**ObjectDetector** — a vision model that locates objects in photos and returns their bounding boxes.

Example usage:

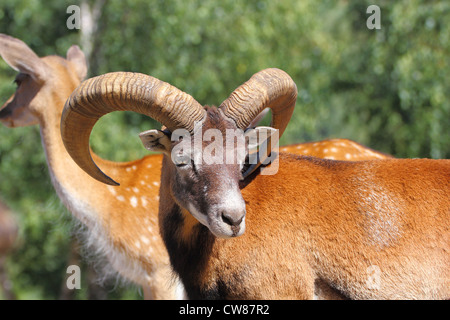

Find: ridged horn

[61,72,205,186]
[219,68,297,138]
[219,68,297,177]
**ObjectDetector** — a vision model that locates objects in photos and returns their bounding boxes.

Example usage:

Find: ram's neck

[157,155,212,298]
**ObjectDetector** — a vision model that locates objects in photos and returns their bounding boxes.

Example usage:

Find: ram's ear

[242,126,279,178]
[245,126,279,151]
[139,129,171,154]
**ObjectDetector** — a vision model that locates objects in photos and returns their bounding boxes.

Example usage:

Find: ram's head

[61,69,297,238]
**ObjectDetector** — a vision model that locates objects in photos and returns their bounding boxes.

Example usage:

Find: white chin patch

[209,216,246,239]
[186,203,209,227]
[186,204,246,238]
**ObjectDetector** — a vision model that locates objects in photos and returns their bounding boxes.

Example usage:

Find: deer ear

[0,34,49,82]
[139,129,171,154]
[67,45,88,80]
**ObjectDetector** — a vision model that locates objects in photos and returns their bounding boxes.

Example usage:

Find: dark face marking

[169,107,247,238]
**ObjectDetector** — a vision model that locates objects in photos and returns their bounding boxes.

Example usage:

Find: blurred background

[0,0,448,299]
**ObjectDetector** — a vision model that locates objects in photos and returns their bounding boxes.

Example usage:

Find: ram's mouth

[208,215,246,239]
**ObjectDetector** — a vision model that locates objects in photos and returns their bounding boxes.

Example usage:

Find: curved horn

[61,72,205,186]
[219,68,297,177]
[219,68,297,138]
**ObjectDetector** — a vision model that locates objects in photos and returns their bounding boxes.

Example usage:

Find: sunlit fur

[281,138,391,160]
[157,109,449,299]
[1,34,397,300]
[0,35,181,299]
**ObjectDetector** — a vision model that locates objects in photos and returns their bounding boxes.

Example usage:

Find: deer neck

[37,96,102,227]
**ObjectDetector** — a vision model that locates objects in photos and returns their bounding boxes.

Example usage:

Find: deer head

[0,34,87,127]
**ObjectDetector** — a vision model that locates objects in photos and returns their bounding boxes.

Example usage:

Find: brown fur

[1,34,396,299]
[281,139,392,160]
[0,35,178,299]
[158,113,449,299]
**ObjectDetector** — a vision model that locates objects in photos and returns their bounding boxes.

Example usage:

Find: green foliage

[0,0,448,299]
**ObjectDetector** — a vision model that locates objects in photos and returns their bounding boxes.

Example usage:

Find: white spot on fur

[147,164,152,168]
[132,187,139,193]
[141,236,150,245]
[130,196,138,208]
[152,181,159,187]
[47,176,153,288]
[132,165,137,170]
[126,167,131,172]
[345,153,352,159]
[107,185,117,196]
[141,197,148,208]
[44,161,184,298]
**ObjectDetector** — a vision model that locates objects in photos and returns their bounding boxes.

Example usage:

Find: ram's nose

[218,207,246,237]
[210,192,247,238]
[221,208,245,229]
